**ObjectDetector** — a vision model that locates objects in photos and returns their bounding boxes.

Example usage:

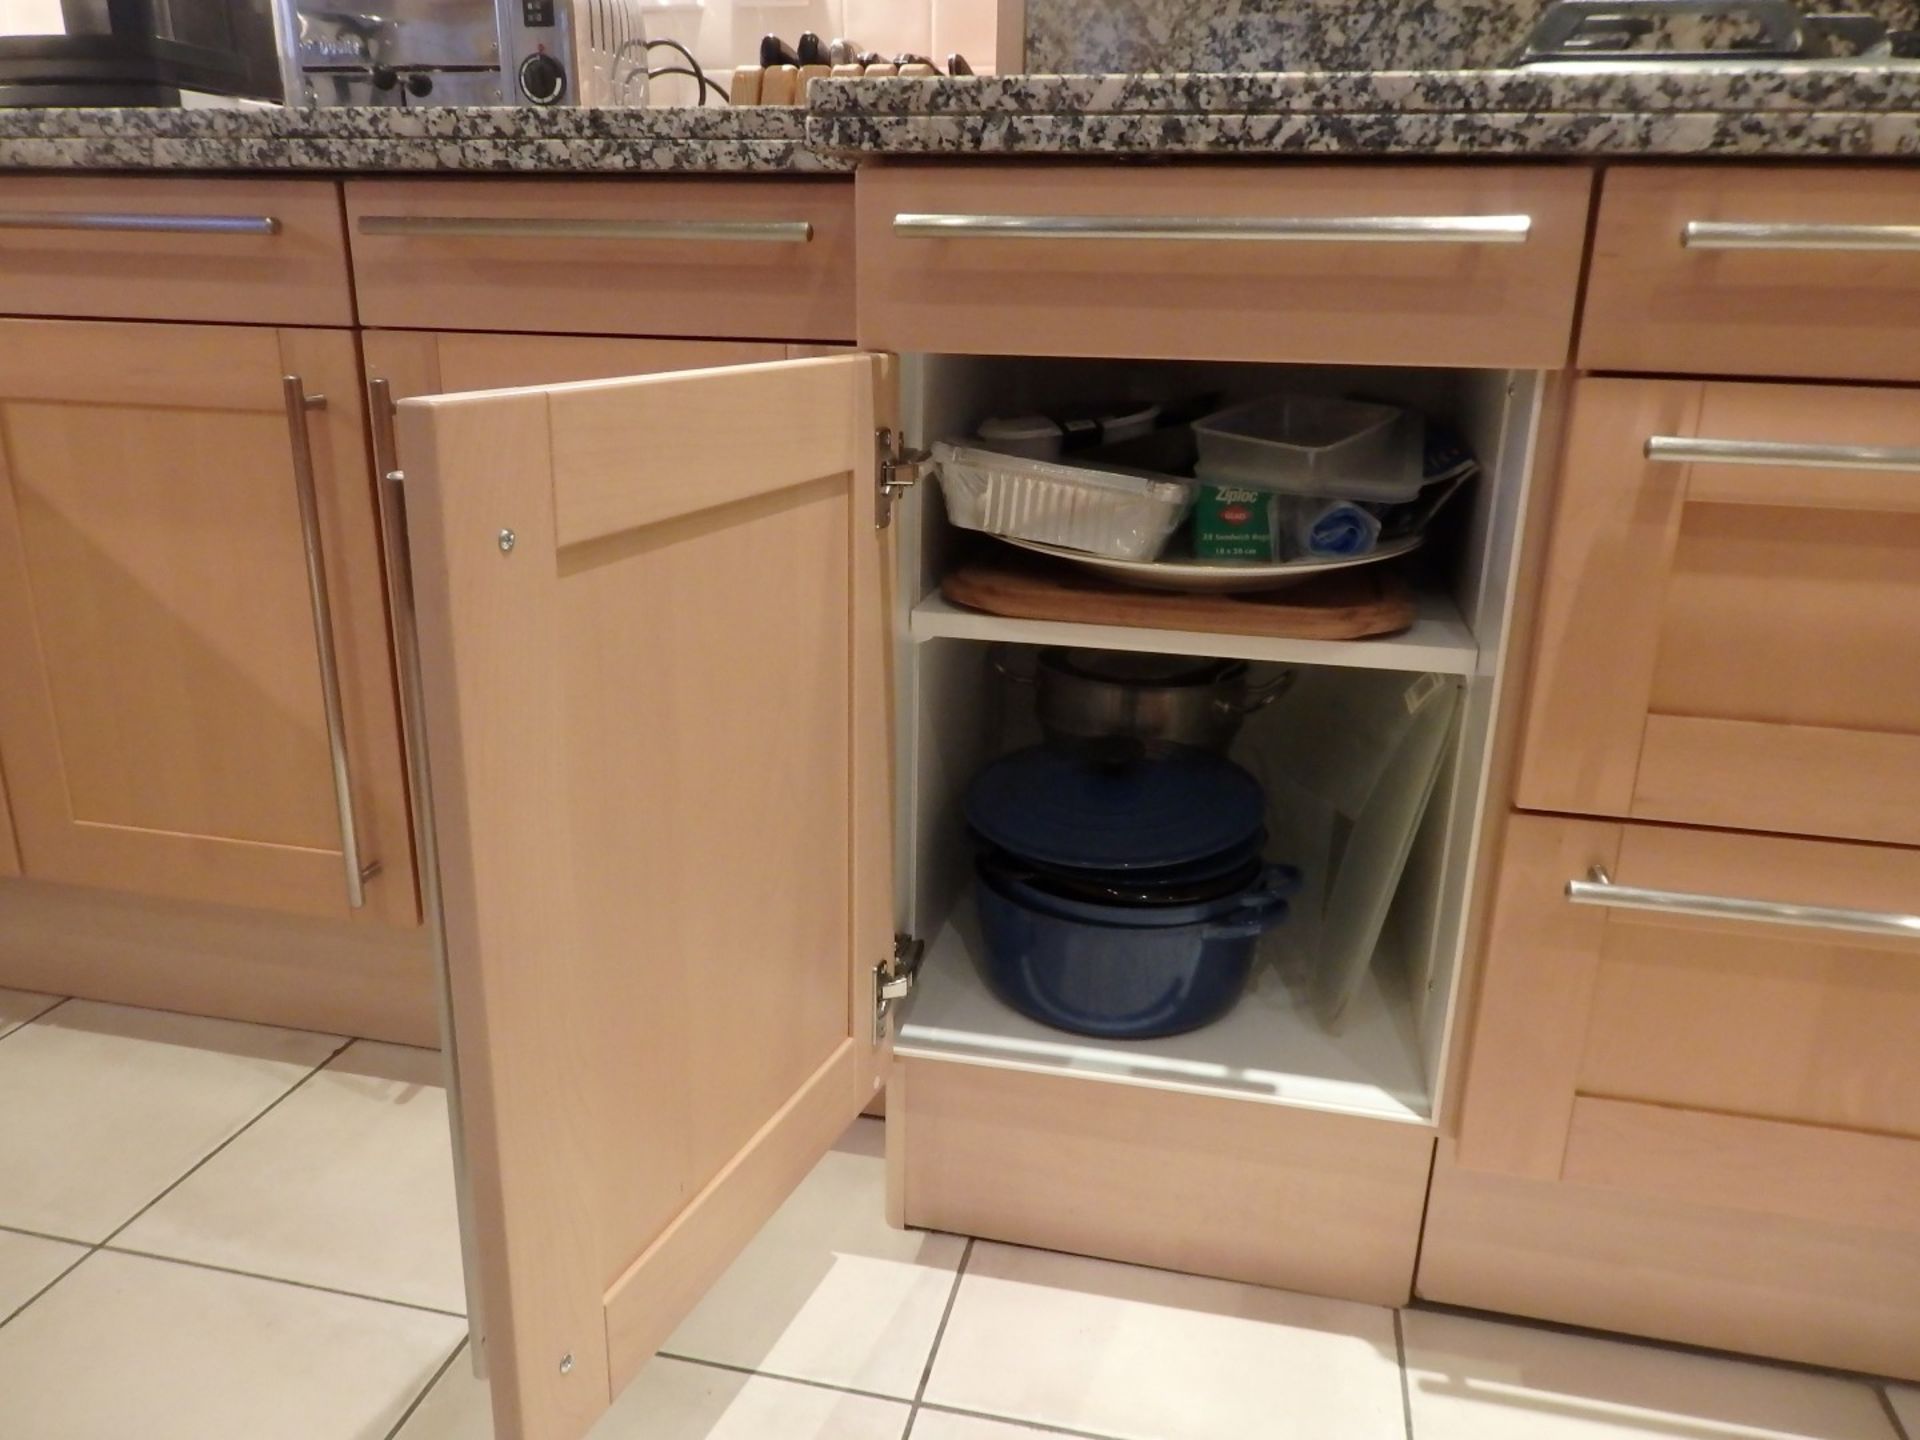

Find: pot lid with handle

[965,742,1267,872]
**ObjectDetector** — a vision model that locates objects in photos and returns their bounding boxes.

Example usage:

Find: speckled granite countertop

[2,63,1918,173]
[808,68,1920,159]
[0,103,847,174]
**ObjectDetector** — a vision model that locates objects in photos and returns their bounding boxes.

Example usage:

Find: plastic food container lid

[965,745,1267,872]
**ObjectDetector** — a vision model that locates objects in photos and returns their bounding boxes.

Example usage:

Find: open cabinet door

[397,354,897,1440]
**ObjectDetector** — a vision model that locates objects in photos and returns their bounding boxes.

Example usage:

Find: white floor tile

[923,1241,1405,1440]
[664,1119,967,1398]
[0,1000,341,1241]
[115,1039,466,1313]
[1402,1309,1900,1440]
[1888,1385,1918,1438]
[0,1226,86,1320]
[398,1351,911,1440]
[0,1249,463,1440]
[0,988,60,1039]
[911,1412,1067,1440]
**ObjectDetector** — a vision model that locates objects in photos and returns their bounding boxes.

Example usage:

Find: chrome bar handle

[1683,220,1920,252]
[1567,866,1920,941]
[1646,435,1920,472]
[0,211,280,236]
[891,213,1533,244]
[282,375,376,911]
[356,215,813,243]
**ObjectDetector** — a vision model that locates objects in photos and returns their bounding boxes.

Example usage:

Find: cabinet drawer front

[1519,377,1920,846]
[896,1058,1435,1306]
[1582,167,1920,382]
[1457,813,1920,1183]
[1562,1097,1920,1233]
[345,178,855,340]
[856,164,1592,365]
[0,177,353,327]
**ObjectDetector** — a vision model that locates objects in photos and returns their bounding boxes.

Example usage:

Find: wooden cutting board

[941,551,1416,641]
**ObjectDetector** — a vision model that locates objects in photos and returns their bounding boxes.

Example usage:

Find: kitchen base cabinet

[1420,1142,1920,1381]
[891,1058,1436,1305]
[395,330,1549,1436]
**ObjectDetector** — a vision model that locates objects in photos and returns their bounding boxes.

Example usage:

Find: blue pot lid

[965,745,1267,872]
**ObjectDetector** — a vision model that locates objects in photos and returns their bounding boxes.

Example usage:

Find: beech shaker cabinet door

[1518,377,1920,847]
[1455,812,1920,1186]
[397,353,895,1440]
[0,319,414,923]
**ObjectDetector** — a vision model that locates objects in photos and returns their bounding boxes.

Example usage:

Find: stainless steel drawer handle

[1646,435,1920,472]
[1683,220,1920,252]
[891,213,1534,244]
[356,215,813,243]
[1567,866,1920,941]
[283,375,378,911]
[0,210,279,236]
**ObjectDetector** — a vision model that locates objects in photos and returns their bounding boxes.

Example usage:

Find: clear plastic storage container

[933,442,1194,561]
[1192,395,1423,502]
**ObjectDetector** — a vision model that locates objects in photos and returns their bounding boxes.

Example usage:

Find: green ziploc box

[1192,485,1274,560]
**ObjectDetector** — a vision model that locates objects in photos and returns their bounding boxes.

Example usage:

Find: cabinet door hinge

[873,932,925,1043]
[875,427,929,531]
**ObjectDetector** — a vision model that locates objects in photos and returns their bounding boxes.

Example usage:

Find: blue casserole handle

[1201,863,1300,940]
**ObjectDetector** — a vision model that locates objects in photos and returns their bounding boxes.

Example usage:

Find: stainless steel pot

[995,647,1294,753]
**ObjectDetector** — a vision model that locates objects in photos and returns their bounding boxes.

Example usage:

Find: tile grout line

[655,1352,911,1408]
[0,1241,92,1331]
[99,1243,470,1320]
[905,1236,975,1434]
[0,1031,354,1336]
[0,995,71,1046]
[916,1400,1132,1440]
[1880,1382,1913,1440]
[93,1033,356,1252]
[0,1221,92,1247]
[382,1334,471,1440]
[1394,1308,1417,1440]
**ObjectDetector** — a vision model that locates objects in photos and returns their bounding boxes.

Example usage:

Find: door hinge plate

[872,932,925,1043]
[875,427,929,531]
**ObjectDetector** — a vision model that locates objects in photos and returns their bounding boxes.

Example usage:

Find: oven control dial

[518,52,567,104]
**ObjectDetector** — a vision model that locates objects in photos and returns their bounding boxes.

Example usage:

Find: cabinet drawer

[893,1058,1436,1307]
[1519,377,1920,846]
[1561,1098,1920,1233]
[1581,166,1920,382]
[0,176,353,327]
[1457,813,1920,1184]
[345,178,855,340]
[856,164,1592,365]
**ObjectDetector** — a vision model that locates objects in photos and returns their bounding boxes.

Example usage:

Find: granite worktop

[0,103,847,174]
[808,67,1920,159]
[2,60,1918,173]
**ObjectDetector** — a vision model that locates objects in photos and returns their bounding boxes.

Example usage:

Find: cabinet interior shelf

[896,911,1434,1125]
[909,586,1478,676]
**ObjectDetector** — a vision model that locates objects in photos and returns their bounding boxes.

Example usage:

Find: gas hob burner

[1514,0,1915,66]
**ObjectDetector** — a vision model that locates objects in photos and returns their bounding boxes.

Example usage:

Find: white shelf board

[895,909,1433,1124]
[910,585,1478,676]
